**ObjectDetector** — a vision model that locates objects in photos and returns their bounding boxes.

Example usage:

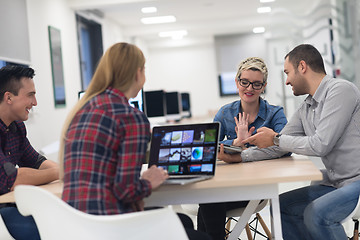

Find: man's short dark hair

[285,44,326,74]
[0,65,35,102]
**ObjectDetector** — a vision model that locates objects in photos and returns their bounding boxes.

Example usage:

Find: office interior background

[0,0,360,162]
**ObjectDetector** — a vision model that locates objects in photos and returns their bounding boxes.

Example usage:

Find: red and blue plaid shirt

[0,120,44,194]
[62,87,152,215]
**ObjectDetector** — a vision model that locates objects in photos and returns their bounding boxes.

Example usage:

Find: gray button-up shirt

[241,75,360,188]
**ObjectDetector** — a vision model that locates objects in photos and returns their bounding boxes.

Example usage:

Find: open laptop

[148,122,220,185]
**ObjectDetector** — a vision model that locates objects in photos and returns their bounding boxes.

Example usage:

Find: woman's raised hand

[232,112,255,147]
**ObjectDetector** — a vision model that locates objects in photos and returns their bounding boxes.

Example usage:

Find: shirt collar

[257,98,267,120]
[105,87,127,100]
[0,119,7,133]
[305,75,331,106]
[238,98,266,120]
[0,119,17,134]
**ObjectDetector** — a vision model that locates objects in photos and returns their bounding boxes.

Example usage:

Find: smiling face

[236,69,266,104]
[284,57,307,96]
[7,77,37,124]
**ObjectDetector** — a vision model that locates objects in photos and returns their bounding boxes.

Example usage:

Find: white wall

[12,0,342,162]
[24,0,127,161]
[25,0,80,161]
[145,43,236,119]
[215,33,267,73]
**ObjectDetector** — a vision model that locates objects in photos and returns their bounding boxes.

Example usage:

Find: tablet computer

[220,144,243,154]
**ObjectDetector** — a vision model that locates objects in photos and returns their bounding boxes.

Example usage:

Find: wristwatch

[273,133,281,146]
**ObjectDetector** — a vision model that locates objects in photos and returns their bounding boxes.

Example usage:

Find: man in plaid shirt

[0,65,59,240]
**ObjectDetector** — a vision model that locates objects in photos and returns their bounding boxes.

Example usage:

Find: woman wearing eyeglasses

[197,57,288,240]
[216,57,287,151]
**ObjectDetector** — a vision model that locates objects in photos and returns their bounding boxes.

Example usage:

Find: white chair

[14,185,189,240]
[342,194,360,240]
[225,200,271,240]
[0,213,15,240]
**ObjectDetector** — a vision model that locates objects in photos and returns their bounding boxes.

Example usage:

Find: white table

[0,155,322,239]
[144,156,322,240]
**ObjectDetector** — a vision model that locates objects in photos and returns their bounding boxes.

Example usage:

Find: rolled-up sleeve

[0,155,17,194]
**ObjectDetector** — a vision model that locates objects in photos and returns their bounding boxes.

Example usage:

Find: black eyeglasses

[237,79,265,90]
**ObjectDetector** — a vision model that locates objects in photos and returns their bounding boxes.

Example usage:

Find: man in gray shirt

[219,44,360,240]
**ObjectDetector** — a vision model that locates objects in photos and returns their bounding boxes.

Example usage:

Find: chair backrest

[0,213,15,240]
[14,185,189,240]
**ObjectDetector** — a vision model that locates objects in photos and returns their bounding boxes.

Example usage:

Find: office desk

[144,155,322,240]
[0,180,63,204]
[0,156,321,240]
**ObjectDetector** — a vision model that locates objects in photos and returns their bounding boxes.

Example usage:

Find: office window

[76,14,103,90]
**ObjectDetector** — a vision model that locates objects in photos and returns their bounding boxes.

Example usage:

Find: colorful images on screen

[204,129,217,143]
[191,147,203,161]
[155,126,217,174]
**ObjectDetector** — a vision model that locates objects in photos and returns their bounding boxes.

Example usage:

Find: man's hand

[242,127,277,148]
[217,144,242,163]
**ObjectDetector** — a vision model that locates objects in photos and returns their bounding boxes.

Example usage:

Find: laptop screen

[148,122,220,176]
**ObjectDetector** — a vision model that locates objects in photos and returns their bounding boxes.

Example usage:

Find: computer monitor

[78,89,145,113]
[144,90,167,124]
[181,92,191,118]
[165,91,182,122]
[218,72,237,96]
[129,89,145,112]
[78,90,85,99]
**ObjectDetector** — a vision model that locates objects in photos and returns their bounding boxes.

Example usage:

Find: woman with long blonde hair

[59,42,168,214]
[59,42,211,240]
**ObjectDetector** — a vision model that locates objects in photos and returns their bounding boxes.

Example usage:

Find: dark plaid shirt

[62,87,152,215]
[0,120,44,194]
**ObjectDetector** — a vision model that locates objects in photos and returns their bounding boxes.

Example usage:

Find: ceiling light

[141,15,176,24]
[260,0,275,2]
[253,27,265,33]
[159,30,188,39]
[257,7,271,13]
[141,7,157,13]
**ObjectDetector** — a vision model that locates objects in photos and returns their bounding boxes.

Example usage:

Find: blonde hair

[235,57,268,82]
[58,42,145,179]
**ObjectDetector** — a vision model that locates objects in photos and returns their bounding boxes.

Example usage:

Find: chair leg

[225,218,231,232]
[226,215,271,240]
[256,213,272,240]
[245,223,253,240]
[353,219,359,240]
[225,218,232,239]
